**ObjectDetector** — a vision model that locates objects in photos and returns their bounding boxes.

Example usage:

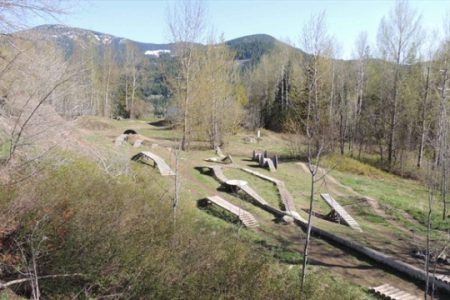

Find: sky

[32,0,450,59]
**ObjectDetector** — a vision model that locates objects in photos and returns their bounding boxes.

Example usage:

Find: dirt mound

[75,116,115,131]
[149,119,172,128]
[126,134,155,145]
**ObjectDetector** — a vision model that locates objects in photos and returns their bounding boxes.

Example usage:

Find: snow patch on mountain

[145,49,171,57]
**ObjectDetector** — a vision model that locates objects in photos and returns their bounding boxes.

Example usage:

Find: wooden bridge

[370,284,419,300]
[132,151,175,176]
[320,193,362,232]
[206,195,259,228]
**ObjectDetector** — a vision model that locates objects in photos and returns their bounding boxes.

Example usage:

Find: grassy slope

[74,117,450,298]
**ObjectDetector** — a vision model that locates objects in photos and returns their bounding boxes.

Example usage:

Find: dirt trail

[296,162,425,233]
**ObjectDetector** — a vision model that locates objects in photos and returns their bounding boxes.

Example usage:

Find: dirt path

[297,162,426,236]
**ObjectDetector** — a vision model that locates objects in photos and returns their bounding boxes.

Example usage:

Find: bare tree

[352,31,370,158]
[123,42,140,118]
[298,12,334,297]
[172,145,181,229]
[1,41,75,164]
[0,0,66,32]
[0,1,80,185]
[416,42,433,169]
[167,0,206,151]
[377,0,422,167]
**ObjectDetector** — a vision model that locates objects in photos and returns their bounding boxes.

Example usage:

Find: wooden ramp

[210,165,228,183]
[238,184,269,206]
[241,168,297,213]
[206,166,298,219]
[206,196,259,228]
[276,181,296,213]
[205,154,233,164]
[320,193,362,232]
[115,134,127,146]
[208,166,268,207]
[370,284,419,300]
[132,151,175,176]
[216,146,225,158]
[241,168,280,184]
[436,274,450,284]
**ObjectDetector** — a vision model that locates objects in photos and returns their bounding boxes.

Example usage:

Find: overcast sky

[32,0,450,59]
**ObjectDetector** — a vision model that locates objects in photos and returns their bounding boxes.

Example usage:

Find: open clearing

[75,116,450,299]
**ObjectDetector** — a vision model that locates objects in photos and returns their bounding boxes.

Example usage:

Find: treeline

[60,41,173,119]
[242,3,450,178]
[6,0,450,179]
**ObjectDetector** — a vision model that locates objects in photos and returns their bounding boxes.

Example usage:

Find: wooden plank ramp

[210,165,228,183]
[206,196,259,228]
[132,151,175,176]
[320,193,362,232]
[241,168,297,213]
[436,274,450,284]
[276,181,296,213]
[241,168,280,184]
[115,134,127,146]
[205,154,233,164]
[238,184,269,206]
[207,166,306,221]
[209,166,269,207]
[370,284,419,300]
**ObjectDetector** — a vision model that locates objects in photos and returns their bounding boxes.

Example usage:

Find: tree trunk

[417,64,430,168]
[130,66,137,118]
[104,64,111,118]
[425,189,433,300]
[300,171,315,297]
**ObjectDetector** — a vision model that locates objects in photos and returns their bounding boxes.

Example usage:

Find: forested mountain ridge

[225,33,304,64]
[21,25,300,63]
[20,24,174,60]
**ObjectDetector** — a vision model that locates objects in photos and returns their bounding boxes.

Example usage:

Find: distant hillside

[226,34,305,65]
[226,34,278,61]
[20,24,174,60]
[19,25,305,65]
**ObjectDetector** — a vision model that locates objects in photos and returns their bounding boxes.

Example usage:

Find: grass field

[25,116,449,299]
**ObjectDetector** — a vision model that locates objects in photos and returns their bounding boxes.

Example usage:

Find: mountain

[20,24,174,60]
[226,34,305,65]
[20,25,300,64]
[226,34,281,62]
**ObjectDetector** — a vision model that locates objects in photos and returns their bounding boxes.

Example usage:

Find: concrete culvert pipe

[123,129,137,135]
